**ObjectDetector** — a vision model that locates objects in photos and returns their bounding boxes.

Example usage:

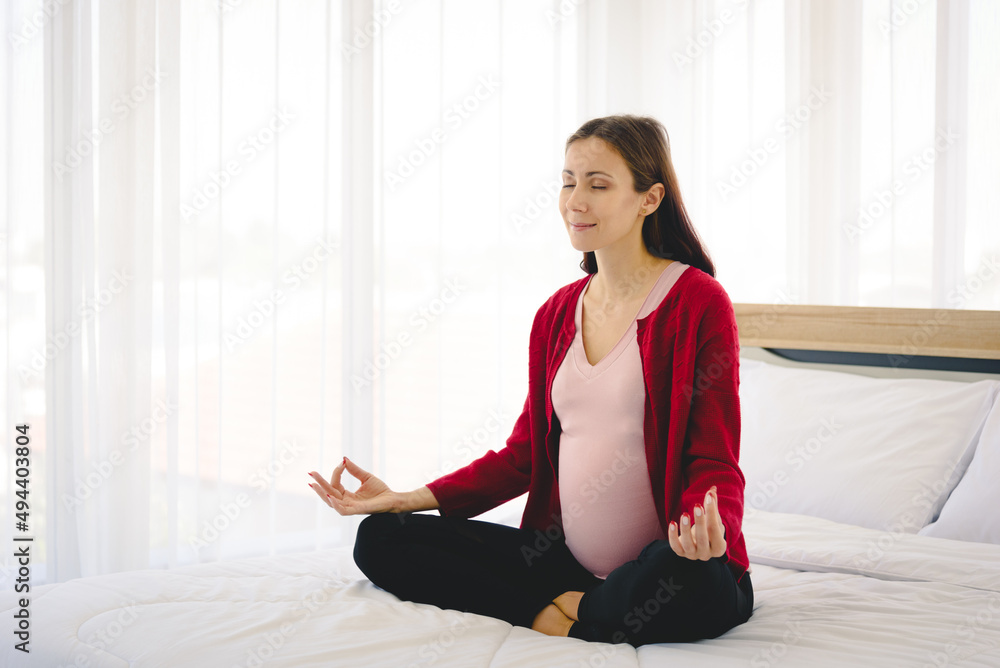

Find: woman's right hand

[308,457,397,515]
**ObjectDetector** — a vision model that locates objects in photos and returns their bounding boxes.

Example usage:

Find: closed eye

[562,185,606,190]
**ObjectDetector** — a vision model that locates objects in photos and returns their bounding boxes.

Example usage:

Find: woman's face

[560,136,644,254]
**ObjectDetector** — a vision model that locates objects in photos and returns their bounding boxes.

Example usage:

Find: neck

[588,255,673,305]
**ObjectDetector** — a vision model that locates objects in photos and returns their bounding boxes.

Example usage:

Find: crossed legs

[353,512,752,647]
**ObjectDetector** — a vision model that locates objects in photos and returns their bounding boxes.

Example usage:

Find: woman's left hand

[668,486,727,560]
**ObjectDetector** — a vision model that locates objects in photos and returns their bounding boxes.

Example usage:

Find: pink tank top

[552,261,689,578]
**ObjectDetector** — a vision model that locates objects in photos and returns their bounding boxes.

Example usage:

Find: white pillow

[919,392,1000,544]
[738,357,998,532]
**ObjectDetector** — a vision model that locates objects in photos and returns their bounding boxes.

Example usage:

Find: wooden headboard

[733,304,1000,361]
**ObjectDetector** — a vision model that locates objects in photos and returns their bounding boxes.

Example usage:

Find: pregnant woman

[308,114,753,647]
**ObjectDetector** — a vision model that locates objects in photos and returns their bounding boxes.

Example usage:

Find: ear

[642,182,666,214]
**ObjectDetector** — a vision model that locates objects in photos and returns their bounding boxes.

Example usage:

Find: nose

[563,185,586,213]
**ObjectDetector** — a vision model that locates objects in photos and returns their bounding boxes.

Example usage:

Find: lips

[570,223,595,229]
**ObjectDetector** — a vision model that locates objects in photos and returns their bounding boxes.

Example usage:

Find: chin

[566,231,596,252]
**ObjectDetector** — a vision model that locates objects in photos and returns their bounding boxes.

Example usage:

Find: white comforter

[3,509,999,667]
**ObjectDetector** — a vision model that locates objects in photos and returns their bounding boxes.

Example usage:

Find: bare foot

[531,603,574,637]
[552,591,584,621]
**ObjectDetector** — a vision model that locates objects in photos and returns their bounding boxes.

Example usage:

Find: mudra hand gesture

[667,485,727,561]
[308,457,397,515]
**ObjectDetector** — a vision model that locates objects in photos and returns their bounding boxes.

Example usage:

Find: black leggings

[353,512,753,647]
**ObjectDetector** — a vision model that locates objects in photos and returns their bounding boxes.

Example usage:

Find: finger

[308,462,346,496]
[677,513,697,555]
[693,504,711,560]
[342,456,373,483]
[308,473,366,515]
[704,489,727,557]
[321,487,358,515]
[326,493,350,515]
[329,458,349,491]
[667,521,686,557]
[307,483,335,508]
[307,481,331,503]
[307,470,349,510]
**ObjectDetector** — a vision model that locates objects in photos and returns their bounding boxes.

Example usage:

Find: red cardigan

[426,265,749,583]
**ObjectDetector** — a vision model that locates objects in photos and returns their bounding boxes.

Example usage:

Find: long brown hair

[565,115,715,277]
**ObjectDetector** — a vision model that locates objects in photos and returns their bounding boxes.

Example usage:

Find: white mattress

[4,509,999,667]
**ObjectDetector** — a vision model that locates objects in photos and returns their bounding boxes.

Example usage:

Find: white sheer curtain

[42,0,355,581]
[0,0,997,586]
[2,0,583,585]
[600,0,1000,309]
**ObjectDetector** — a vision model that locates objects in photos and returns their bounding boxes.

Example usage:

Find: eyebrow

[562,170,615,179]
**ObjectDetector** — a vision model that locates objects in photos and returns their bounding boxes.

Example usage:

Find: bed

[4,303,1000,667]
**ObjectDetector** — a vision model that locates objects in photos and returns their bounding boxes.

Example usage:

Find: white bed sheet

[3,509,999,667]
